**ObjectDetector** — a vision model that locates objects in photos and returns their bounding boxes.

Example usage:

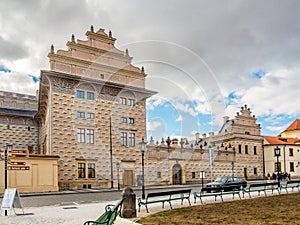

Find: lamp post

[116,162,120,191]
[274,146,281,182]
[139,137,147,199]
[231,162,234,178]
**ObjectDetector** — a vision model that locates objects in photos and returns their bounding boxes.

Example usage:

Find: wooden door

[123,170,134,186]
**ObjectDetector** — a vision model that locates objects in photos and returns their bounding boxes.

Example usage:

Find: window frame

[121,132,127,146]
[77,111,85,118]
[87,92,95,100]
[87,112,95,119]
[78,163,86,178]
[120,97,126,105]
[76,90,85,99]
[128,133,135,147]
[88,163,96,178]
[128,118,134,124]
[86,129,95,144]
[128,99,135,106]
[77,128,85,143]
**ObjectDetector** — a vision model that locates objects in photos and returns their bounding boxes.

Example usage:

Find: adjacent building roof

[284,119,300,131]
[264,136,300,145]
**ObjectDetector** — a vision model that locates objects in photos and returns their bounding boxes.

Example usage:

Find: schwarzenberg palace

[0,27,299,193]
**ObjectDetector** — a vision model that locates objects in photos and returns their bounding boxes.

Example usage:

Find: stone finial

[71,34,75,43]
[141,66,145,73]
[50,44,54,54]
[244,104,247,109]
[161,138,165,144]
[90,25,94,33]
[166,136,171,147]
[109,30,112,38]
[125,48,129,56]
[156,141,159,145]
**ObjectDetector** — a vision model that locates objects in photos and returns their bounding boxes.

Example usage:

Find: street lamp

[139,137,147,199]
[116,162,120,191]
[231,162,234,178]
[274,146,281,182]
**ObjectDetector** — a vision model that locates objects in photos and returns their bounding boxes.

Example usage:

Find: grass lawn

[137,192,300,225]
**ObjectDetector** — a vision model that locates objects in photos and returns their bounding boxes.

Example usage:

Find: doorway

[172,164,182,185]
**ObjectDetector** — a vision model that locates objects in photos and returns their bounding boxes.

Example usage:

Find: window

[129,133,135,147]
[120,97,126,105]
[275,162,281,172]
[77,128,85,143]
[77,111,85,118]
[28,146,34,153]
[88,163,96,178]
[238,145,242,154]
[157,172,161,179]
[76,90,84,99]
[129,118,134,124]
[78,163,86,178]
[245,145,248,154]
[290,162,295,172]
[253,146,257,155]
[289,148,294,157]
[192,172,196,179]
[87,129,94,144]
[121,117,127,123]
[87,113,94,119]
[87,92,95,100]
[121,132,127,146]
[100,74,104,79]
[128,99,135,106]
[254,168,257,175]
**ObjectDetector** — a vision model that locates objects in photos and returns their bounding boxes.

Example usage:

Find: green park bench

[138,189,191,213]
[242,181,280,198]
[83,198,125,225]
[280,179,300,193]
[194,184,241,204]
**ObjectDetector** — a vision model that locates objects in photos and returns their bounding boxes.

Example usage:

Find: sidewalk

[0,187,297,225]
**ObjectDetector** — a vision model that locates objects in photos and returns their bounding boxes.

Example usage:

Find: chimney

[195,132,200,142]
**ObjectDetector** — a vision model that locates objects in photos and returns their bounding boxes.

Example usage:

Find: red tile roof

[264,136,300,145]
[285,119,300,131]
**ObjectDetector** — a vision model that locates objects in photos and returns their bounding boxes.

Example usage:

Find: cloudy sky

[0,0,299,141]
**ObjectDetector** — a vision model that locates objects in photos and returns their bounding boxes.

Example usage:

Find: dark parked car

[206,176,247,190]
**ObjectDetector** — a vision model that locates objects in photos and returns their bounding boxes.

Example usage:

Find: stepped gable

[47,26,145,86]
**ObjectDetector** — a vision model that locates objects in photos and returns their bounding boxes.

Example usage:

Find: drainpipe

[283,145,286,173]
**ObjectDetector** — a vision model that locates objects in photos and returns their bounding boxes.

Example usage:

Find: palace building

[0,26,267,192]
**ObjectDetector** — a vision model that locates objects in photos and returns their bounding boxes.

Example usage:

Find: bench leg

[200,197,204,204]
[162,201,165,208]
[220,194,224,202]
[263,190,267,197]
[138,204,141,213]
[187,198,191,206]
[168,201,172,209]
[238,192,241,200]
[194,195,197,204]
[145,204,149,213]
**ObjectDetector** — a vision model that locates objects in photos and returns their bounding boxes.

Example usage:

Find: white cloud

[147,120,163,131]
[176,115,183,122]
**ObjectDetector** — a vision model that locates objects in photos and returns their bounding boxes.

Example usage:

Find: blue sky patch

[252,70,266,79]
[0,65,12,73]
[28,75,40,83]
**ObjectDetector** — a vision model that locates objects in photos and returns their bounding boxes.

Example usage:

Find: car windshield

[215,177,227,182]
